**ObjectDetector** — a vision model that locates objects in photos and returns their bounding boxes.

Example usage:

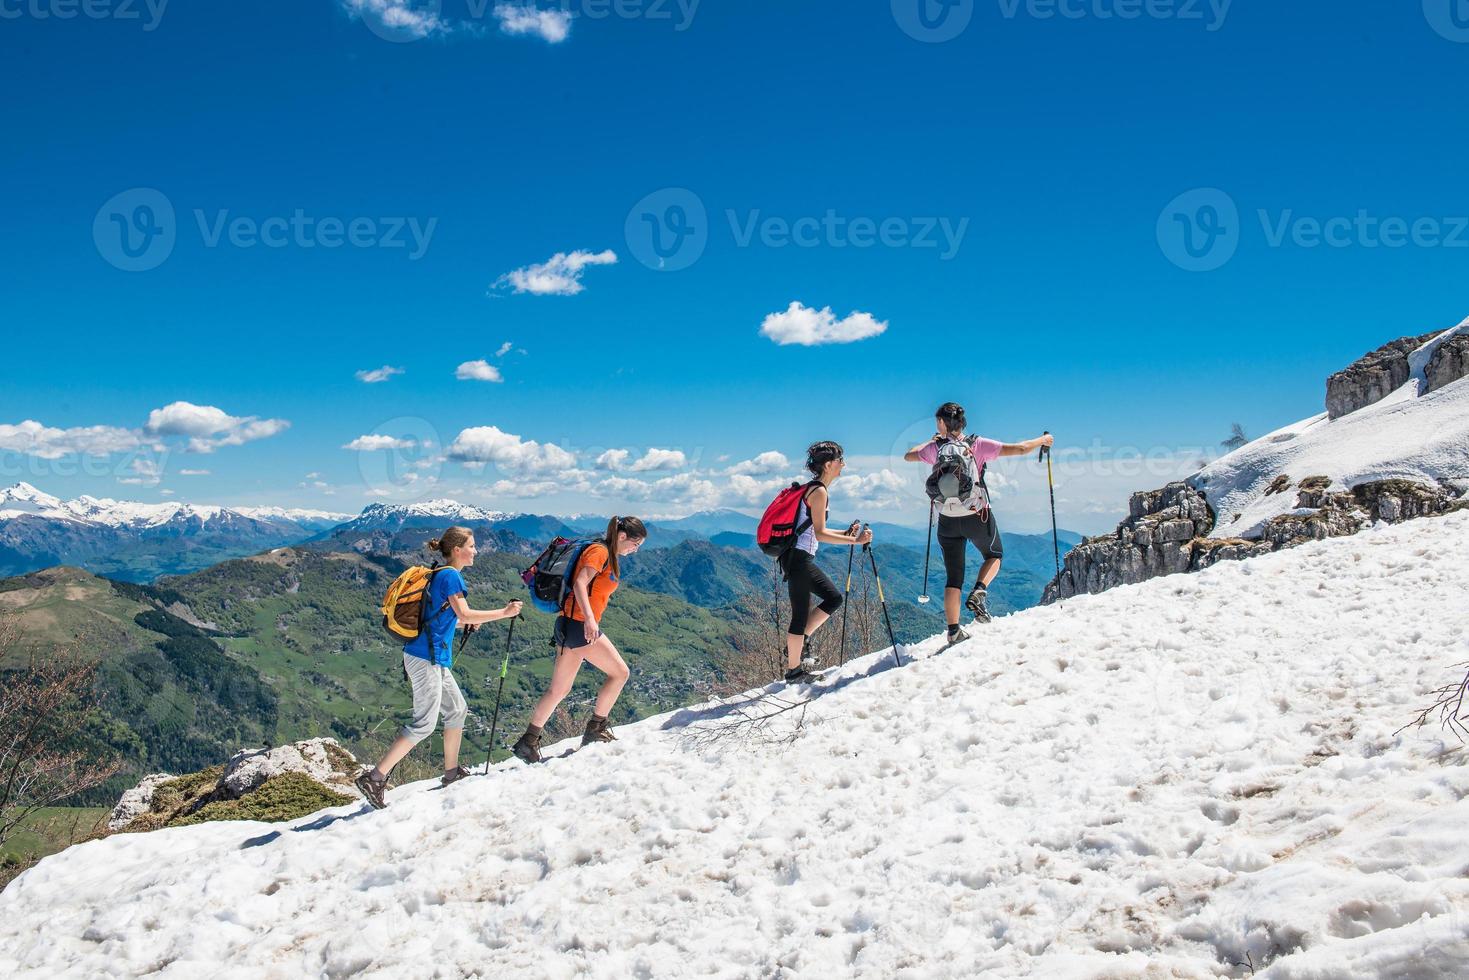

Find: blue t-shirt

[403,567,466,668]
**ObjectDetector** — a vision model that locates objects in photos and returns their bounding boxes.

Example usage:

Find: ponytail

[603,515,647,578]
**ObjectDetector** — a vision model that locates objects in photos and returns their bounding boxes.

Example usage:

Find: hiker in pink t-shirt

[905,402,1054,644]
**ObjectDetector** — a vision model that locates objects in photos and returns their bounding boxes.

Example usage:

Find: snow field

[2,514,1467,978]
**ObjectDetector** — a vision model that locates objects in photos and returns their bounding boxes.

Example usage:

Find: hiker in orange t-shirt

[512,516,648,762]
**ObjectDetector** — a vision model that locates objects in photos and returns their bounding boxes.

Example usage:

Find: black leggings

[938,512,1004,590]
[781,549,842,635]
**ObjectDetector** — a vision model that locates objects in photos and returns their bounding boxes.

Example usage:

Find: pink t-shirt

[917,436,1003,467]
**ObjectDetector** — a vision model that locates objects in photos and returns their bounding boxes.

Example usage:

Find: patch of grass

[0,806,110,864]
[119,765,224,832]
[175,772,352,826]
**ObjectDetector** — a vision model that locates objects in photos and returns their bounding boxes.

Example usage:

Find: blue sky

[2,0,1467,533]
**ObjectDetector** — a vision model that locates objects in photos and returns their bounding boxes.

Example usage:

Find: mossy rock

[1265,475,1292,496]
[120,766,224,832]
[1298,475,1331,492]
[173,772,352,827]
[1353,479,1438,500]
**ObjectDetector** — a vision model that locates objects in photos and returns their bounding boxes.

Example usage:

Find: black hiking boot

[581,714,616,747]
[355,768,388,810]
[512,729,543,764]
[965,584,992,624]
[441,765,472,787]
[945,625,970,647]
[784,665,820,685]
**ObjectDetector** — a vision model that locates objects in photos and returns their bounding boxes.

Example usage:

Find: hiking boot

[355,769,388,810]
[784,665,820,685]
[581,714,617,747]
[799,635,820,670]
[440,765,472,787]
[945,625,970,646]
[512,729,542,764]
[965,584,992,624]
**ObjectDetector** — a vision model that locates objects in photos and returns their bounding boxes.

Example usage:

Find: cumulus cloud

[356,365,405,384]
[117,457,163,487]
[727,473,791,505]
[596,449,631,471]
[629,449,686,472]
[455,360,504,383]
[760,302,888,347]
[0,419,142,460]
[832,468,907,510]
[447,425,576,473]
[727,451,789,476]
[494,249,617,296]
[340,0,448,40]
[144,401,290,454]
[595,473,720,510]
[495,341,514,357]
[494,3,572,42]
[343,435,416,452]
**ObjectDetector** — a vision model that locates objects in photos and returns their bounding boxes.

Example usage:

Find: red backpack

[756,481,820,557]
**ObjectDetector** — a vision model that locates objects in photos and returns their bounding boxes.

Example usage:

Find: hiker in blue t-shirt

[355,527,521,809]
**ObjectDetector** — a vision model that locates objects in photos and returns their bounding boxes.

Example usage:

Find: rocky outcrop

[108,738,361,833]
[1325,332,1438,419]
[1424,332,1469,396]
[1043,477,1462,604]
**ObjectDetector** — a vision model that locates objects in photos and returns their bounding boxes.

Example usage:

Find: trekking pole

[482,615,517,775]
[840,535,855,667]
[862,526,903,668]
[1038,433,1061,587]
[918,499,935,604]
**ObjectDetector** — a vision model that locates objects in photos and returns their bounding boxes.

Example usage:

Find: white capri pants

[401,653,468,743]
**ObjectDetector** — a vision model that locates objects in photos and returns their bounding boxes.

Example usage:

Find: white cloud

[493,3,572,42]
[727,473,792,505]
[343,435,415,452]
[759,302,888,347]
[158,489,175,496]
[356,365,404,384]
[596,449,630,471]
[495,341,514,357]
[117,457,163,487]
[629,448,687,472]
[447,425,576,473]
[0,419,142,460]
[340,0,448,40]
[179,468,210,476]
[455,360,504,383]
[144,401,290,454]
[832,468,907,510]
[494,249,617,296]
[595,473,720,510]
[727,450,789,476]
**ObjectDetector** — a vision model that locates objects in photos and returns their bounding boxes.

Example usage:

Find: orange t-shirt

[562,543,619,621]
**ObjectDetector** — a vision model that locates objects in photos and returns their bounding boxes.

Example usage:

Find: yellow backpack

[381,566,450,642]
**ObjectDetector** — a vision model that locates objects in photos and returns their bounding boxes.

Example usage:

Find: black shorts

[937,511,1003,590]
[552,615,596,651]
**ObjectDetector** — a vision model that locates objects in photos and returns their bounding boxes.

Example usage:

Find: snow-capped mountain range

[0,482,351,530]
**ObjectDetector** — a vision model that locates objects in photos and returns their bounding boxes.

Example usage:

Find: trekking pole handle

[1037,431,1050,462]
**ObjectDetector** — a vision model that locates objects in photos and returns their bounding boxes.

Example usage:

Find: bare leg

[979,557,1002,589]
[530,646,584,728]
[944,587,961,627]
[373,735,416,778]
[580,635,630,717]
[442,727,462,771]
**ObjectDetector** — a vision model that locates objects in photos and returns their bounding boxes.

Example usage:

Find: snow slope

[1198,322,1469,540]
[3,514,1468,978]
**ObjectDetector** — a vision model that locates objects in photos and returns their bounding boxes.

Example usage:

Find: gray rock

[1424,332,1469,396]
[1325,332,1438,419]
[107,773,178,831]
[219,738,362,800]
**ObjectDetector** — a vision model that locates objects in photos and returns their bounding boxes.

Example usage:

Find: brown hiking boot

[440,765,472,787]
[355,769,388,810]
[581,714,616,746]
[512,729,542,764]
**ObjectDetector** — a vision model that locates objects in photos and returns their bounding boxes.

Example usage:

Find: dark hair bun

[426,538,441,551]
